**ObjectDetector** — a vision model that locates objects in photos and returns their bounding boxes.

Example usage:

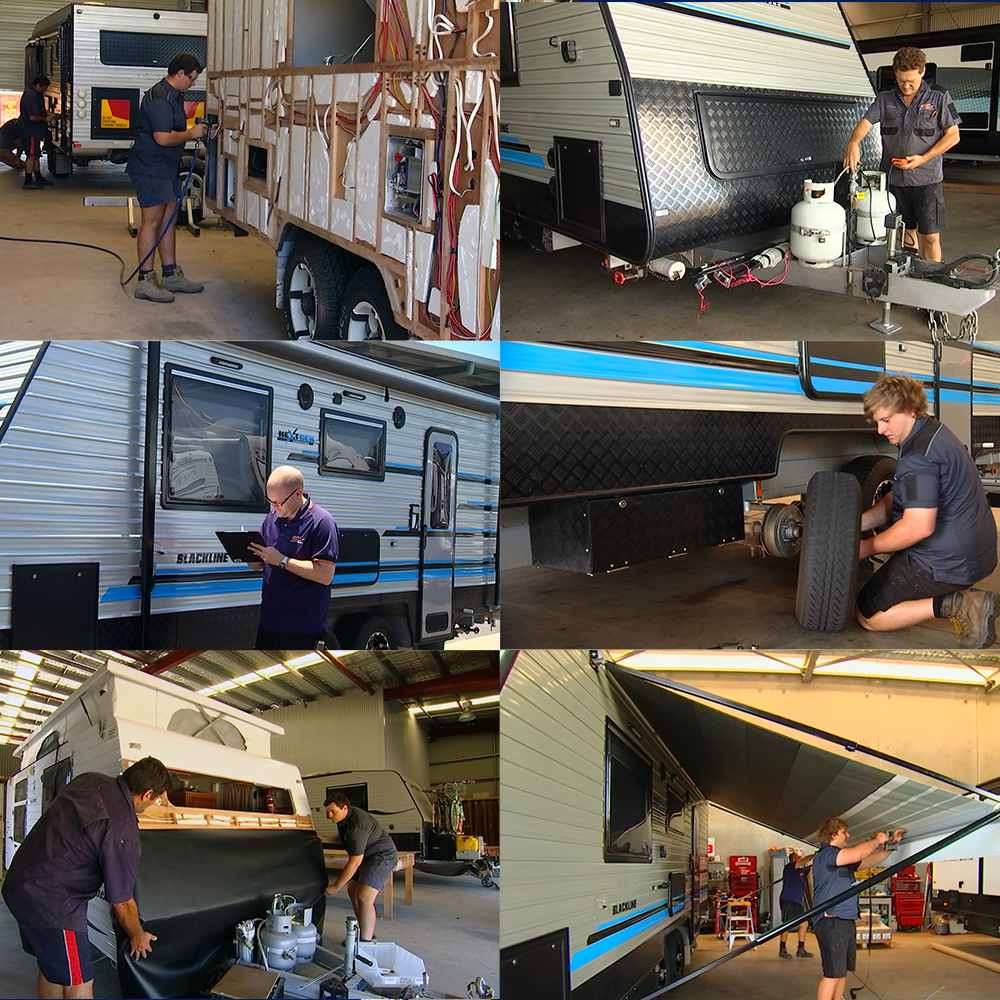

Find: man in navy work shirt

[126,53,208,303]
[18,74,55,190]
[811,819,903,1000]
[856,375,998,648]
[844,46,961,262]
[321,791,399,943]
[2,757,171,999]
[249,465,339,649]
[778,848,814,960]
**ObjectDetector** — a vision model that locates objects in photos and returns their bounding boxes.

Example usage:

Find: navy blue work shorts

[19,925,94,986]
[856,551,963,619]
[131,172,182,209]
[814,916,856,979]
[889,182,948,235]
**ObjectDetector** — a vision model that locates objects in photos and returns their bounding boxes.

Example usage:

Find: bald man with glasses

[249,466,339,649]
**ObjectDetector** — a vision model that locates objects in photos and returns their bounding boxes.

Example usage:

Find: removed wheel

[336,266,409,340]
[178,154,205,223]
[282,236,348,339]
[796,471,862,632]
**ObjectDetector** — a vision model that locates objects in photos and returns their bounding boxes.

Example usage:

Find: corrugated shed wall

[384,702,430,788]
[0,2,197,91]
[844,2,1000,40]
[265,690,386,775]
[429,731,499,797]
[0,742,18,777]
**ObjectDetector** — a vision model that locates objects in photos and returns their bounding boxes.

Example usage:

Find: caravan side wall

[501,1,879,263]
[501,649,699,999]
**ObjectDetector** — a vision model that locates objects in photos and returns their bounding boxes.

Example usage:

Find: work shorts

[814,916,857,979]
[255,624,327,651]
[780,898,807,925]
[131,172,182,209]
[856,551,964,620]
[22,134,43,157]
[19,925,93,986]
[353,852,398,891]
[888,182,947,235]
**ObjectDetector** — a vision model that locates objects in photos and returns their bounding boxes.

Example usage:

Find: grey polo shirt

[863,80,961,186]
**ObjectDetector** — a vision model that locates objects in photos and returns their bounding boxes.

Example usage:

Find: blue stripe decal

[501,343,802,395]
[658,342,793,364]
[500,149,547,169]
[810,375,880,395]
[661,1,846,46]
[571,909,676,973]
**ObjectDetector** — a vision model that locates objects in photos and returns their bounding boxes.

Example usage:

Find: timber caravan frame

[500,649,707,1000]
[3,662,313,965]
[0,341,499,650]
[25,3,207,176]
[500,1,880,269]
[204,0,500,340]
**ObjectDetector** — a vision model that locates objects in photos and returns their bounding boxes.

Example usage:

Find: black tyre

[841,455,896,511]
[282,236,348,339]
[336,266,409,340]
[178,154,205,223]
[659,932,685,985]
[334,613,406,650]
[796,471,862,632]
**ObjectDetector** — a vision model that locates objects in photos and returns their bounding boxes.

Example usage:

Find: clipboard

[215,530,264,562]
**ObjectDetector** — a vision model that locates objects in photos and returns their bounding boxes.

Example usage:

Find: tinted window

[430,442,453,529]
[325,783,369,811]
[605,720,652,863]
[163,368,270,511]
[100,31,207,68]
[320,411,386,481]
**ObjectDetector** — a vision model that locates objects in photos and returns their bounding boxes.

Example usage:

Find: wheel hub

[347,300,387,340]
[760,503,804,558]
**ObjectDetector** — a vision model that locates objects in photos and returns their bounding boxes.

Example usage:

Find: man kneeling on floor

[321,792,399,943]
[813,819,904,1000]
[778,847,814,960]
[856,374,998,647]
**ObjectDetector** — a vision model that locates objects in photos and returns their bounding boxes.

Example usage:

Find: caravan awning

[608,664,1000,861]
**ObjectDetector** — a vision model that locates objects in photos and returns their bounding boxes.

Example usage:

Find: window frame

[604,717,653,864]
[318,409,387,483]
[161,364,273,513]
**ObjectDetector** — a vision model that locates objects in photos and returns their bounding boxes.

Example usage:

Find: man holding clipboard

[247,466,339,650]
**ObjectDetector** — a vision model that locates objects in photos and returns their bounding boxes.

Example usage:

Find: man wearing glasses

[249,466,339,650]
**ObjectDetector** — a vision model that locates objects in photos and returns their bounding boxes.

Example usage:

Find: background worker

[844,46,961,262]
[0,116,25,171]
[812,819,904,1000]
[17,74,54,190]
[855,375,998,647]
[1,757,171,1000]
[248,465,339,650]
[125,52,207,303]
[321,791,399,943]
[778,848,814,960]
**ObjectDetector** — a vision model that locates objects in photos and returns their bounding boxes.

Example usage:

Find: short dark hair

[893,47,926,72]
[122,757,171,797]
[31,74,50,88]
[168,53,203,77]
[324,791,350,809]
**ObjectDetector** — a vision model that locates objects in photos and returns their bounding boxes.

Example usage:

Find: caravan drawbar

[0,341,499,649]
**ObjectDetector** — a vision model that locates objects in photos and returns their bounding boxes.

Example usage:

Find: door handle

[408,503,420,531]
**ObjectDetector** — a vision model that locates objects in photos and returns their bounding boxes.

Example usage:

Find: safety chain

[959,310,979,342]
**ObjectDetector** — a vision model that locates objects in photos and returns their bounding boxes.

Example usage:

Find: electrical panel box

[385,135,425,223]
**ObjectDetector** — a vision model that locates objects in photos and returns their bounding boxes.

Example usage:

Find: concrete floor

[0,869,498,999]
[0,161,283,338]
[673,926,1000,999]
[501,167,1000,342]
[501,511,1000,650]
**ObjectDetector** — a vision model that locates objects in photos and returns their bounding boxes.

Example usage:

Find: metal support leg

[869,300,902,336]
[127,197,137,237]
[183,195,201,237]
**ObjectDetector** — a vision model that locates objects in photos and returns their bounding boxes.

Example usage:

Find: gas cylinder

[790,178,846,267]
[259,911,299,971]
[853,171,896,244]
[292,918,319,962]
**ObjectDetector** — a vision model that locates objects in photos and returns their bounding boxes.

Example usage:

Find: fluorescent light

[258,664,288,678]
[470,695,499,706]
[285,653,324,668]
[18,652,43,665]
[233,672,261,686]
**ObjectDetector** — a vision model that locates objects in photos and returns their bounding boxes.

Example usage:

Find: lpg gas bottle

[853,171,897,244]
[259,911,299,971]
[790,178,847,266]
[292,918,319,962]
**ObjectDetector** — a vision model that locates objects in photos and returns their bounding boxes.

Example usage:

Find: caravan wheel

[335,613,405,650]
[659,932,684,984]
[841,455,896,514]
[282,237,348,339]
[336,267,409,340]
[795,471,862,632]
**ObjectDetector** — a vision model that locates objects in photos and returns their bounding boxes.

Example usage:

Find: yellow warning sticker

[101,98,130,129]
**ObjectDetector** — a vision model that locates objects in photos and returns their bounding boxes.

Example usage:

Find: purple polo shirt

[1,773,141,931]
[259,496,339,632]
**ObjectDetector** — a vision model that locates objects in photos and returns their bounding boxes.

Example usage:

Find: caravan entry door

[419,429,458,643]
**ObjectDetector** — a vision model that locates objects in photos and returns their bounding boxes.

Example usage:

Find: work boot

[779,946,792,960]
[796,945,813,958]
[134,272,175,303]
[940,589,998,649]
[22,177,41,189]
[160,266,204,293]
[33,174,53,187]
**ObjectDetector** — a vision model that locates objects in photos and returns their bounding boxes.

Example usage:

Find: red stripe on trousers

[63,929,83,985]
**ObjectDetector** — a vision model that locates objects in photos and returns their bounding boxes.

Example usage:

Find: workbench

[323,850,415,919]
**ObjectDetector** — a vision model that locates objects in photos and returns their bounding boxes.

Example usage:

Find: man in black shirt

[321,792,399,942]
[856,375,998,647]
[2,757,171,999]
[126,52,207,303]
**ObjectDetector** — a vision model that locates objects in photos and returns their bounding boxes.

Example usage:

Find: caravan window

[430,442,454,529]
[319,411,386,481]
[605,719,653,863]
[162,366,271,512]
[100,31,207,69]
[326,783,369,811]
[13,805,26,843]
